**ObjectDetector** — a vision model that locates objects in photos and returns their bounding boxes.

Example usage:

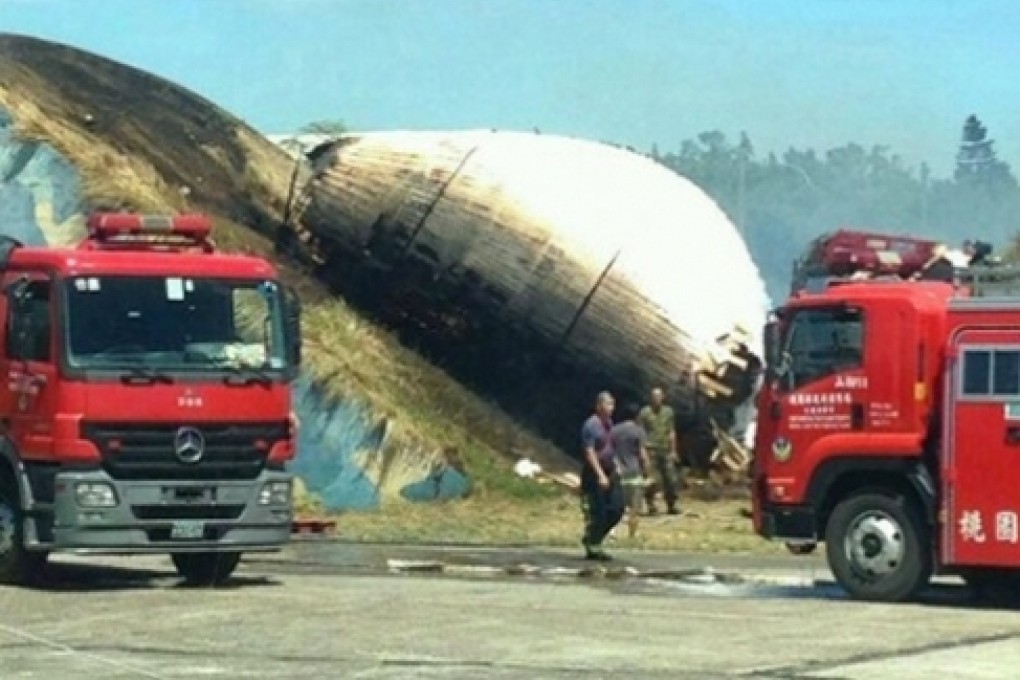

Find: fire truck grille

[82,422,286,481]
[131,504,246,521]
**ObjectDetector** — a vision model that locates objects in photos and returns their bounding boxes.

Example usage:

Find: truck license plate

[170,520,205,540]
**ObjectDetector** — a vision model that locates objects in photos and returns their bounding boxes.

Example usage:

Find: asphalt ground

[1,542,1018,679]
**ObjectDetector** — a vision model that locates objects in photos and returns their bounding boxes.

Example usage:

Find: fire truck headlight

[75,482,118,508]
[259,480,291,506]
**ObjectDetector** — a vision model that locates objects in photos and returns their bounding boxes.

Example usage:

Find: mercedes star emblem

[174,426,205,464]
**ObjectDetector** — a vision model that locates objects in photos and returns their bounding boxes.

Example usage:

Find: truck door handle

[770,401,781,421]
[1006,426,1020,445]
[851,403,864,430]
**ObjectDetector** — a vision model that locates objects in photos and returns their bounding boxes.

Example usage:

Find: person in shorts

[611,403,651,538]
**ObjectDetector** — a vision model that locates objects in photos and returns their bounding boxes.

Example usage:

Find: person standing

[639,387,680,515]
[611,403,651,538]
[579,391,624,560]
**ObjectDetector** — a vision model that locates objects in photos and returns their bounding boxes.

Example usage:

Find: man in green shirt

[638,387,680,515]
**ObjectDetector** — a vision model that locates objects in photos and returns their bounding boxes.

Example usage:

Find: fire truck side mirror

[763,319,780,379]
[283,285,302,367]
[4,276,29,304]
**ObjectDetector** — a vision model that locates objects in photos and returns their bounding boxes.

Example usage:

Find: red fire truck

[0,212,301,586]
[753,228,1020,601]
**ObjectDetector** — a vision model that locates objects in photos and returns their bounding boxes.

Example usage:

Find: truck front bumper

[758,503,817,542]
[49,469,293,554]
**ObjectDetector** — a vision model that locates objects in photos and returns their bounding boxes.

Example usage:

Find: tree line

[647,115,1020,303]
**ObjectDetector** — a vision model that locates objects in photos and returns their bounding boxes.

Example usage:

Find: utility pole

[919,162,930,230]
[738,154,747,237]
[736,132,752,237]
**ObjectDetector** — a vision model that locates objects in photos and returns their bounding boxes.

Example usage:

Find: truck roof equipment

[791,229,940,293]
[81,212,215,253]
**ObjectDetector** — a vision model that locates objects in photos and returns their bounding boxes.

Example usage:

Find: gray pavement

[258,539,834,577]
[0,545,1018,679]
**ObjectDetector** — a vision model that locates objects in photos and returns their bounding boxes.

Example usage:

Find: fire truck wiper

[119,366,174,385]
[221,365,272,388]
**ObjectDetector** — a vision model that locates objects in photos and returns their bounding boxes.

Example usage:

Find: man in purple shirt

[579,391,625,560]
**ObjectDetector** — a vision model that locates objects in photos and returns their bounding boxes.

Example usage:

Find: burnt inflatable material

[288,131,769,461]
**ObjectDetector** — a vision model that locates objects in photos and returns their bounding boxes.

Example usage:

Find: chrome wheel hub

[845,511,905,580]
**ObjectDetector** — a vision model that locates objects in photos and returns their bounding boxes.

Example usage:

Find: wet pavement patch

[384,556,825,595]
[250,541,876,601]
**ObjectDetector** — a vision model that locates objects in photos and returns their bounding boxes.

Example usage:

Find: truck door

[943,331,1020,567]
[0,272,60,457]
[763,305,867,514]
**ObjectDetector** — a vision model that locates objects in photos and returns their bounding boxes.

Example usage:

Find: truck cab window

[6,280,52,363]
[993,351,1020,396]
[962,350,991,395]
[781,307,863,390]
[65,276,287,371]
[962,349,1020,397]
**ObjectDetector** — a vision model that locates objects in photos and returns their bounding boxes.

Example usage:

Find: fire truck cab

[0,213,301,586]
[754,231,1020,601]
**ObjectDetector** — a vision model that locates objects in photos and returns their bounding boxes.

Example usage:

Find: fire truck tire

[825,492,931,602]
[0,478,45,586]
[171,551,241,586]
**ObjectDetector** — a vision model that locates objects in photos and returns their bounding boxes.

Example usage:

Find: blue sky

[2,0,1018,176]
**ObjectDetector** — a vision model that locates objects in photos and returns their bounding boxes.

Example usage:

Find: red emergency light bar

[82,212,214,252]
[87,213,212,239]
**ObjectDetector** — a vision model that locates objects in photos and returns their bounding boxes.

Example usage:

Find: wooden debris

[708,419,753,483]
[291,519,337,536]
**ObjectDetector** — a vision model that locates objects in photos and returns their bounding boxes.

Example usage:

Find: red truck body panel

[0,240,292,465]
[753,227,1020,599]
[753,282,952,525]
[7,248,278,279]
[5,377,293,463]
[938,311,1020,567]
[0,213,299,559]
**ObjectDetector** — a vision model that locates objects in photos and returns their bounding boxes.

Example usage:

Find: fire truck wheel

[171,551,241,586]
[825,492,931,602]
[0,478,44,586]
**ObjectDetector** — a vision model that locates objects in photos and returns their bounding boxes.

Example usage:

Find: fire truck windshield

[776,306,863,390]
[63,275,289,375]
